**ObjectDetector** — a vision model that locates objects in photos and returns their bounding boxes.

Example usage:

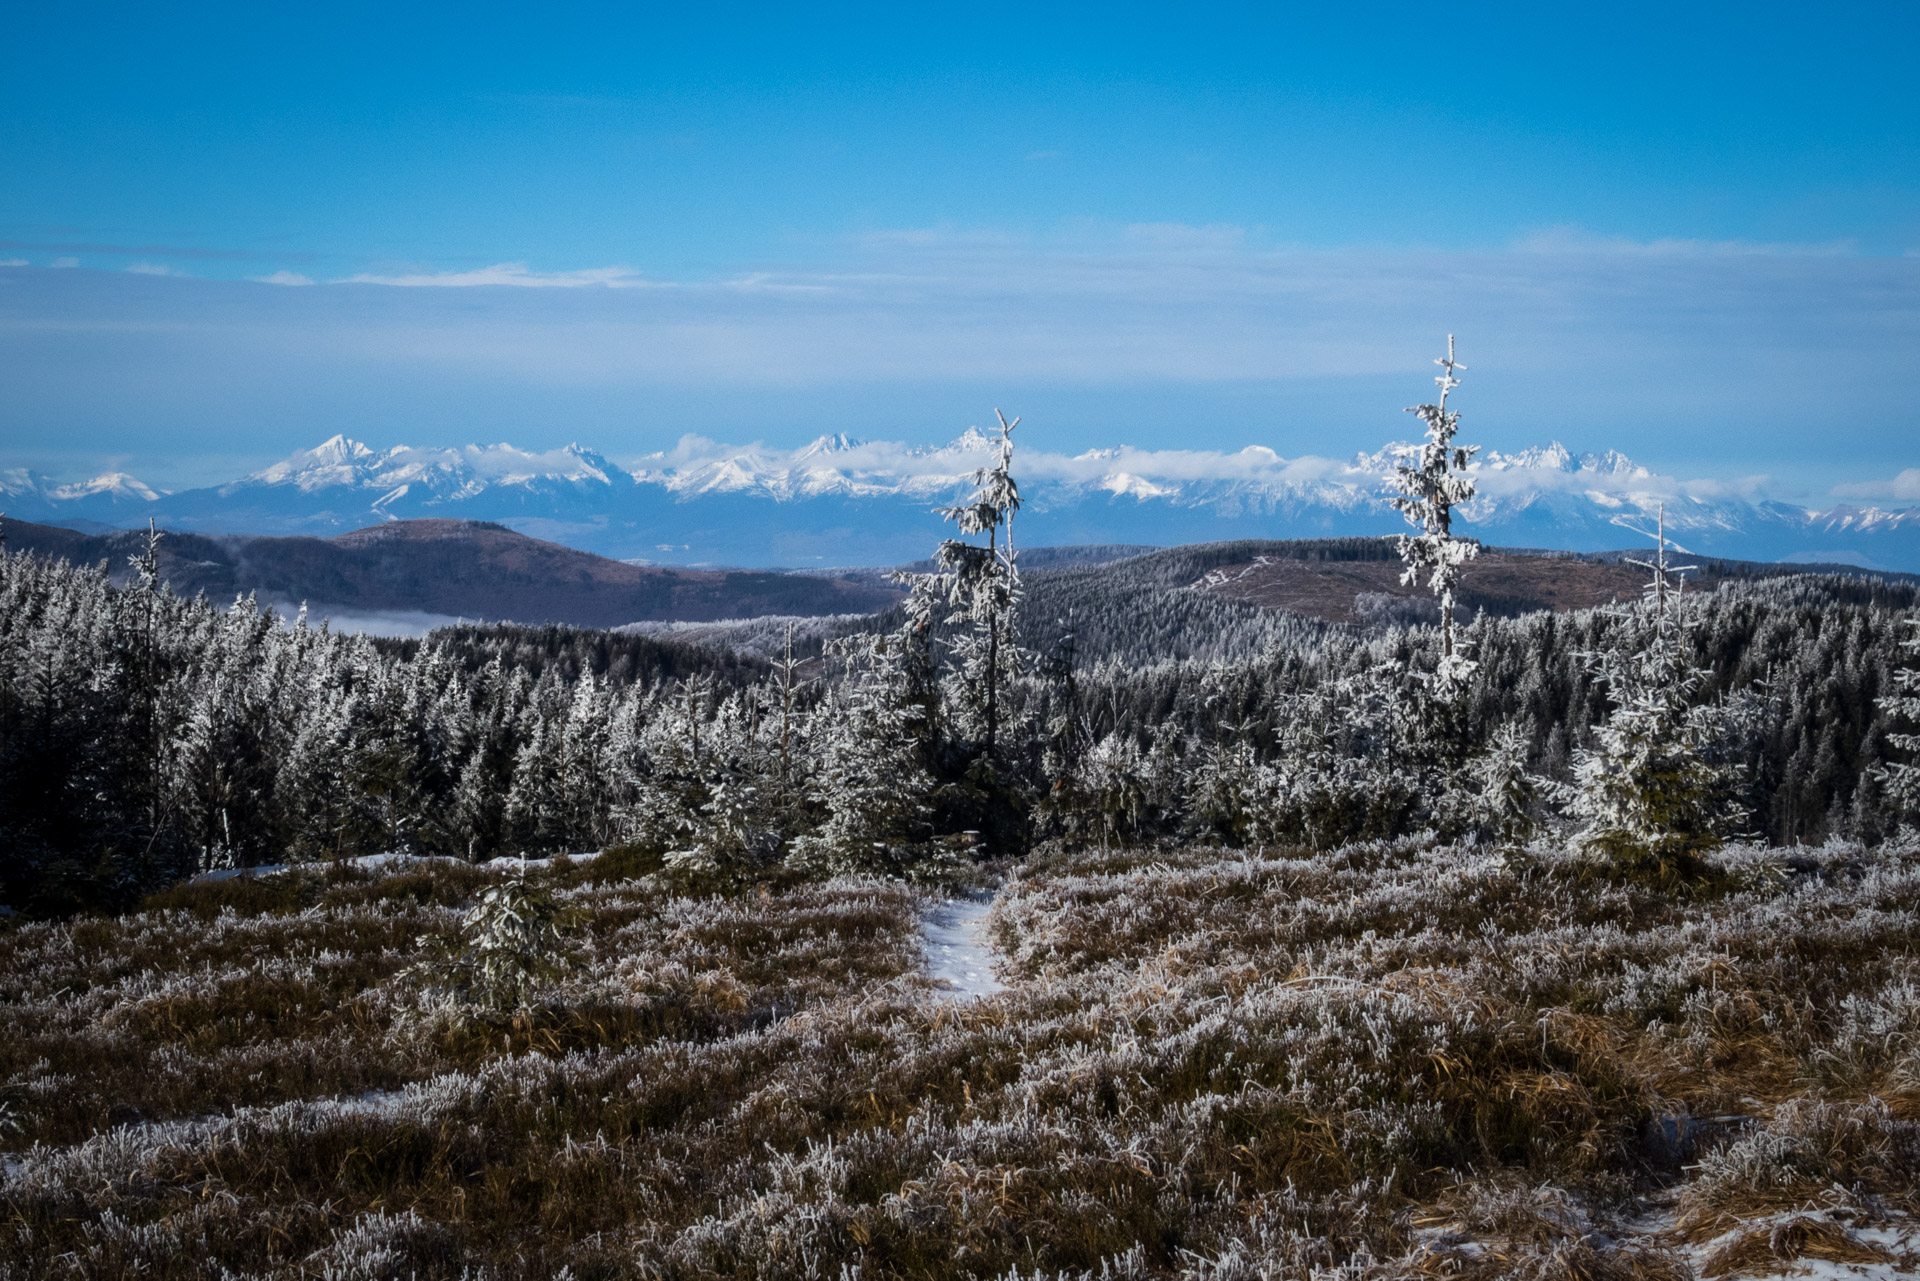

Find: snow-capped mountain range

[5,433,1919,571]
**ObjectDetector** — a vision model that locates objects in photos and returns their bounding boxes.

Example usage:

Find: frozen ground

[920,893,1004,999]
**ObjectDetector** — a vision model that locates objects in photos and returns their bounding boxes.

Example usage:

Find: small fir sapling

[438,865,575,1011]
[1387,336,1480,692]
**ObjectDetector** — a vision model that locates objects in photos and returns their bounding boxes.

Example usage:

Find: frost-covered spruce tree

[1469,721,1539,847]
[937,410,1028,762]
[1387,336,1479,690]
[446,658,531,861]
[1561,645,1737,878]
[789,628,951,882]
[1046,731,1150,849]
[1874,617,1920,822]
[1560,513,1739,880]
[117,518,184,877]
[663,775,785,887]
[169,596,283,872]
[450,866,574,1011]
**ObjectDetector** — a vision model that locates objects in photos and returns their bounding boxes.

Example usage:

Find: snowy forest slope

[2,529,1916,915]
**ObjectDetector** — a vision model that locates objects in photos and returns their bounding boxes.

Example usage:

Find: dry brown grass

[1697,1213,1894,1277]
[2,836,1917,1277]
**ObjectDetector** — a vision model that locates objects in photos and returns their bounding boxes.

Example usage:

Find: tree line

[3,370,1919,915]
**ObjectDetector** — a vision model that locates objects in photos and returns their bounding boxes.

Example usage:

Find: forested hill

[1008,537,1918,665]
[617,538,1920,669]
[0,516,901,627]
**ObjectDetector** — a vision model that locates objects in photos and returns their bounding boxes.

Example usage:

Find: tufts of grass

[3,837,1919,1276]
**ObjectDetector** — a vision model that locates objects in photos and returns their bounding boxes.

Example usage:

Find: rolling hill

[0,516,901,629]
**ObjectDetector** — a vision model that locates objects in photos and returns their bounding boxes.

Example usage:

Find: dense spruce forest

[2,479,1916,915]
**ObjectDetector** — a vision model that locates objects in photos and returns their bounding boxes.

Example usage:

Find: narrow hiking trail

[920,894,1005,998]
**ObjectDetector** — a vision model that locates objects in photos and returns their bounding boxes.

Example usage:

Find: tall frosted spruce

[937,410,1024,761]
[1388,336,1479,689]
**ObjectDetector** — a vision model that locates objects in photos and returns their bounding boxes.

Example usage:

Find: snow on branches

[1875,617,1920,821]
[1557,510,1748,880]
[1387,336,1480,689]
[934,409,1026,762]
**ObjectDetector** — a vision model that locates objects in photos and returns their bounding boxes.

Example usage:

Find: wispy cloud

[126,262,183,276]
[1512,226,1860,257]
[253,271,315,286]
[337,262,656,288]
[0,258,26,268]
[49,257,77,268]
[1,222,1912,493]
[1833,468,1920,503]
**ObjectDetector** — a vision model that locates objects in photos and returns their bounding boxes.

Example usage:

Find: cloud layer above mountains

[0,228,1914,500]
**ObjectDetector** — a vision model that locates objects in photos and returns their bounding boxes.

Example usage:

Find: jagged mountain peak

[0,467,164,503]
[795,433,864,457]
[50,473,164,502]
[249,435,382,486]
[944,426,999,453]
[309,434,377,464]
[0,467,52,499]
[7,433,1918,571]
[1482,441,1575,471]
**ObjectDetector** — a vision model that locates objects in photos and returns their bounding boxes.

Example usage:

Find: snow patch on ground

[1625,1202,1920,1279]
[920,894,1005,999]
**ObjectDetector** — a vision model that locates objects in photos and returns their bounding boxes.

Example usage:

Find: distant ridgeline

[2,514,1917,916]
[0,515,900,630]
[7,432,1919,568]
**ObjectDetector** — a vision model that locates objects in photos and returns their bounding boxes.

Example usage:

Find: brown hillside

[0,516,902,628]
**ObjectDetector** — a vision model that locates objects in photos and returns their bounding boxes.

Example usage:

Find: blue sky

[2,1,1916,497]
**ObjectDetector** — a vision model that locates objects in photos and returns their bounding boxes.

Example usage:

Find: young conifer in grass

[454,865,574,1011]
[1560,506,1743,881]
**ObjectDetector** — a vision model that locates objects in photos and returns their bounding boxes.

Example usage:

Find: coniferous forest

[4,376,1920,1277]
